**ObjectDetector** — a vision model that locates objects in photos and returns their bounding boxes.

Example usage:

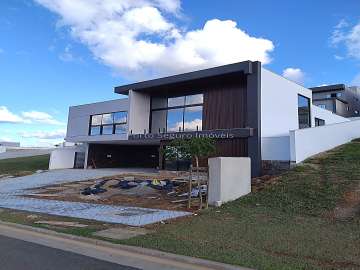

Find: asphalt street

[0,235,140,270]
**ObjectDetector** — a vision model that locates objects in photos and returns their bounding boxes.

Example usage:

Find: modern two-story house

[310,84,360,118]
[63,61,349,176]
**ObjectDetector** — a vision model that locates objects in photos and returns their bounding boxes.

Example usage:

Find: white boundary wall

[262,136,290,161]
[208,157,251,206]
[290,120,360,163]
[49,146,85,170]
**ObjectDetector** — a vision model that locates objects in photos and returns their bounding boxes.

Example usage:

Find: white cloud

[59,45,75,62]
[168,118,202,132]
[331,19,360,60]
[21,111,65,125]
[282,68,305,85]
[19,129,66,139]
[334,54,344,60]
[352,73,360,85]
[34,0,274,79]
[0,106,64,125]
[0,106,24,123]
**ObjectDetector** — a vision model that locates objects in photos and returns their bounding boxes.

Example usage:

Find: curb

[0,221,251,270]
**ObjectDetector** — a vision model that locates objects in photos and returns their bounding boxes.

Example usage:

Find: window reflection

[184,106,202,131]
[168,96,185,107]
[113,112,127,124]
[91,115,102,126]
[185,94,203,105]
[151,93,204,133]
[90,126,101,136]
[115,124,127,134]
[298,95,311,129]
[152,110,167,133]
[151,97,167,109]
[167,108,184,132]
[102,114,113,125]
[89,111,127,136]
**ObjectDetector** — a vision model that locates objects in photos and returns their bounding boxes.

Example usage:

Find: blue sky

[0,0,359,146]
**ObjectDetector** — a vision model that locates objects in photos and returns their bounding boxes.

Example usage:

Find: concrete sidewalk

[0,221,251,270]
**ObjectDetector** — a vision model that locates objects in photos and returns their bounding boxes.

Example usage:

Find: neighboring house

[63,61,357,176]
[310,84,360,118]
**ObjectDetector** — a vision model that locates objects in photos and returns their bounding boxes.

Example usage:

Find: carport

[87,143,160,169]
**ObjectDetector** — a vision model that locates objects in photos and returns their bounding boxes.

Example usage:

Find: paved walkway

[0,169,191,226]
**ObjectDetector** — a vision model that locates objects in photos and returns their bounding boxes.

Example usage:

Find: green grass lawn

[121,142,360,270]
[0,155,50,176]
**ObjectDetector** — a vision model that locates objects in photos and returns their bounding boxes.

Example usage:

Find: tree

[163,137,216,169]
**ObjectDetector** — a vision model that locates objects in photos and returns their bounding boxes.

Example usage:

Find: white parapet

[208,157,251,206]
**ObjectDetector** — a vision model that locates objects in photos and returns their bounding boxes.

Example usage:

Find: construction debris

[28,171,209,212]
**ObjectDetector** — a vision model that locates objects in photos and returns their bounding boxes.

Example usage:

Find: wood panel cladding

[203,75,247,130]
[202,74,248,157]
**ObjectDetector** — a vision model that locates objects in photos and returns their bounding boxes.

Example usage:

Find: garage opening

[87,144,160,169]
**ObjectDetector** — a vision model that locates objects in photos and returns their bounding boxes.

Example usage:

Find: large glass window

[298,95,311,129]
[151,110,167,133]
[90,126,101,136]
[185,94,203,105]
[167,108,184,132]
[91,115,102,126]
[150,94,203,133]
[184,106,203,131]
[89,111,127,136]
[168,96,185,107]
[113,111,127,124]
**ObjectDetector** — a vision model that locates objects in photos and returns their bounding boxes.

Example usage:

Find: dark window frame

[150,94,204,133]
[298,94,311,129]
[315,117,325,127]
[89,111,128,136]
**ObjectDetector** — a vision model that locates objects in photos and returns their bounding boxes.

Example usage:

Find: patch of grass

[0,155,50,176]
[120,142,360,270]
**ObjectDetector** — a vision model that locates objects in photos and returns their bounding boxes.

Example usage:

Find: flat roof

[310,84,346,93]
[114,61,256,95]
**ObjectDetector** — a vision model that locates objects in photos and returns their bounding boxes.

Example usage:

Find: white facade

[260,68,350,162]
[261,68,313,137]
[66,99,129,143]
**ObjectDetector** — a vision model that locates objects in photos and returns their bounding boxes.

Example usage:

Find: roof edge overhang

[114,61,257,95]
[310,84,346,93]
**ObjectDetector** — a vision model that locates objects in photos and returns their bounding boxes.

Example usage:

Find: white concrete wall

[66,99,129,143]
[208,157,251,206]
[290,120,360,163]
[49,148,77,170]
[261,136,290,161]
[312,105,349,125]
[0,146,6,154]
[128,90,151,134]
[261,68,313,137]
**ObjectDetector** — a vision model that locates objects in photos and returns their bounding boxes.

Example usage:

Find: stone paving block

[0,169,191,226]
